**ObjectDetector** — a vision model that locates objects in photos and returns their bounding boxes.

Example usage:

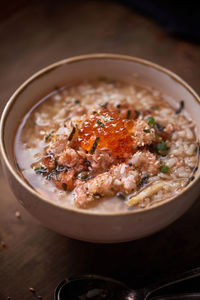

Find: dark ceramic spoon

[54,267,200,300]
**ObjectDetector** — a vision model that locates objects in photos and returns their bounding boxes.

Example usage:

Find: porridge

[14,80,199,212]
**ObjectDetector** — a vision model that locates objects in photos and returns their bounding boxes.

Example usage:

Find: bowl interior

[1,54,200,199]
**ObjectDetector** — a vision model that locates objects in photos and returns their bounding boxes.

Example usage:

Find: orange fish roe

[78,109,135,157]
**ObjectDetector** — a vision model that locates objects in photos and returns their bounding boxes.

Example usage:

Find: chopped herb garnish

[62,183,67,191]
[45,131,54,142]
[116,192,126,200]
[147,116,155,128]
[126,110,131,119]
[156,141,169,155]
[138,175,149,188]
[34,167,48,174]
[143,129,150,133]
[96,120,104,128]
[160,165,170,173]
[155,123,165,132]
[74,99,80,104]
[176,100,184,114]
[68,127,76,141]
[128,163,133,167]
[101,102,108,109]
[90,137,100,154]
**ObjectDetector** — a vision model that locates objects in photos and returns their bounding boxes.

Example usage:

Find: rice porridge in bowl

[15,79,199,213]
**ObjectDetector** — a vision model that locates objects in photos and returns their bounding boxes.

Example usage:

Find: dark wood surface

[1,1,200,299]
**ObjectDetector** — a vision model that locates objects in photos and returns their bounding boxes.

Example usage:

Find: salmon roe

[78,109,135,157]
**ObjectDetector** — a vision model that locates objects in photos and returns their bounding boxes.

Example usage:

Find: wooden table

[1,1,200,299]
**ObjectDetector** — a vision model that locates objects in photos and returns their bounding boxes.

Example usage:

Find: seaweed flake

[45,130,54,142]
[16,162,20,171]
[34,167,49,175]
[101,102,108,109]
[74,99,80,105]
[46,169,57,180]
[56,165,69,173]
[138,175,149,188]
[185,142,199,186]
[93,193,102,198]
[116,192,126,200]
[176,100,184,114]
[90,137,100,154]
[186,175,195,186]
[62,183,67,191]
[96,120,104,128]
[77,172,91,181]
[84,158,91,167]
[143,129,150,133]
[68,127,76,141]
[126,110,131,119]
[155,123,165,132]
[134,110,140,120]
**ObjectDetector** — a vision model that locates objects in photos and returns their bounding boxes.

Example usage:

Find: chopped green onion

[147,116,155,128]
[156,141,169,155]
[160,165,170,173]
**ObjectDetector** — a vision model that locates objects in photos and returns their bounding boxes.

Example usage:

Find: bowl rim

[1,53,200,217]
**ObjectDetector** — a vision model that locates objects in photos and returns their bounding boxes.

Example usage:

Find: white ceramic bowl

[1,54,200,243]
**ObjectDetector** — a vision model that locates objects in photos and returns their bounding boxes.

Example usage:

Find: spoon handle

[144,267,200,298]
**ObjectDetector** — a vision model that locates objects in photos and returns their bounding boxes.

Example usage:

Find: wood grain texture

[1,1,200,299]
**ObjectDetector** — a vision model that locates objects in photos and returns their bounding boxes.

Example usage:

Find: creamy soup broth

[14,80,198,213]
